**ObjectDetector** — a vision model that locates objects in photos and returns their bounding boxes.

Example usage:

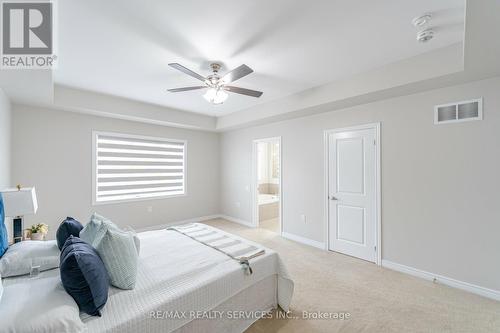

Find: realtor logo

[1,1,56,68]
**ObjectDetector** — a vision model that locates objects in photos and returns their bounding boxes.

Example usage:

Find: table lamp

[1,186,38,243]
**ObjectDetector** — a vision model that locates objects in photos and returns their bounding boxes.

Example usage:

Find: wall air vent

[434,98,483,124]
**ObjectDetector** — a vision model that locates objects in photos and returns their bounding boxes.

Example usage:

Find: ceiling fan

[167,63,263,105]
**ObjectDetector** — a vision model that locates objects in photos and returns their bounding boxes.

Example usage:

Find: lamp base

[13,216,23,243]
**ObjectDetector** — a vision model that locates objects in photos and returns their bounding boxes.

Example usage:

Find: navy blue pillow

[60,235,109,316]
[56,217,83,250]
[0,194,8,257]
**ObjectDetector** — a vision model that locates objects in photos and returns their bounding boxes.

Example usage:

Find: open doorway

[252,137,281,233]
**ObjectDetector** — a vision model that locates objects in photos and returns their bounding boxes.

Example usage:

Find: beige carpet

[203,218,500,333]
[259,218,280,233]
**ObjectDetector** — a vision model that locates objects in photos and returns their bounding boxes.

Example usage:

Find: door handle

[329,196,338,201]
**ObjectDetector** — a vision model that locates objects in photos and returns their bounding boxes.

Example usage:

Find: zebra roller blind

[93,132,186,203]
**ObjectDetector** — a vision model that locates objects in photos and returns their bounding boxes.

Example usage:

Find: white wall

[8,76,500,293]
[0,89,10,187]
[12,105,220,239]
[0,89,12,241]
[220,76,500,292]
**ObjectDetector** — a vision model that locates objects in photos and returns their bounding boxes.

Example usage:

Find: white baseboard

[281,232,325,249]
[218,215,255,227]
[136,214,221,232]
[136,214,254,232]
[218,217,326,250]
[382,260,500,302]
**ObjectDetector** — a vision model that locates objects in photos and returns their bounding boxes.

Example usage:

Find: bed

[0,224,294,333]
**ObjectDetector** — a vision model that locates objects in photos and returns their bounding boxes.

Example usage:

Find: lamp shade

[1,187,38,217]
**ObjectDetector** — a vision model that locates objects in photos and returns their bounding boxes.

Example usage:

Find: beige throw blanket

[168,223,265,275]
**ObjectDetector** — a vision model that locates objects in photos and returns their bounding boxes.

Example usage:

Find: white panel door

[328,127,377,262]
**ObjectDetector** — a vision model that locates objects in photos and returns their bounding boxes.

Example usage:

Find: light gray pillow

[0,240,60,277]
[80,213,140,254]
[79,213,114,247]
[0,270,85,332]
[96,228,138,290]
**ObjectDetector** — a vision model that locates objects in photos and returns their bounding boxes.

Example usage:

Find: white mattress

[173,274,277,333]
[85,225,293,333]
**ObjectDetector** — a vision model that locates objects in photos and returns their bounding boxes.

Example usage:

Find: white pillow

[81,213,140,254]
[0,270,85,332]
[0,240,60,277]
[79,213,114,248]
[96,227,139,290]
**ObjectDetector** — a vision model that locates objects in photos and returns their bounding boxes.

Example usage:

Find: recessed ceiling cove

[55,0,465,116]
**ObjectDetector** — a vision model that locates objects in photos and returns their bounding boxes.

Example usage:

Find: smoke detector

[416,28,434,42]
[412,14,432,27]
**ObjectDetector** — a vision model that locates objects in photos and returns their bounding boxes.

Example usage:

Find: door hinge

[373,139,376,146]
[374,246,377,252]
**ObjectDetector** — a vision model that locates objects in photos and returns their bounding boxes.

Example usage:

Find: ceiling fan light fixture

[203,87,228,105]
[168,62,262,105]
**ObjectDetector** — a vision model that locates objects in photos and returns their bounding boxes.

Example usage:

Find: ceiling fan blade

[221,64,253,84]
[167,86,206,93]
[168,63,206,82]
[224,86,263,98]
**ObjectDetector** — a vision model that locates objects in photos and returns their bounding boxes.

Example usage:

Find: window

[92,131,186,204]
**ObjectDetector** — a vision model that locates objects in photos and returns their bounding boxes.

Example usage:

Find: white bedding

[173,275,277,333]
[85,225,294,333]
[0,224,294,333]
[0,269,85,333]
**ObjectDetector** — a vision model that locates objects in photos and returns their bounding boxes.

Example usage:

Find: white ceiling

[54,0,465,117]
